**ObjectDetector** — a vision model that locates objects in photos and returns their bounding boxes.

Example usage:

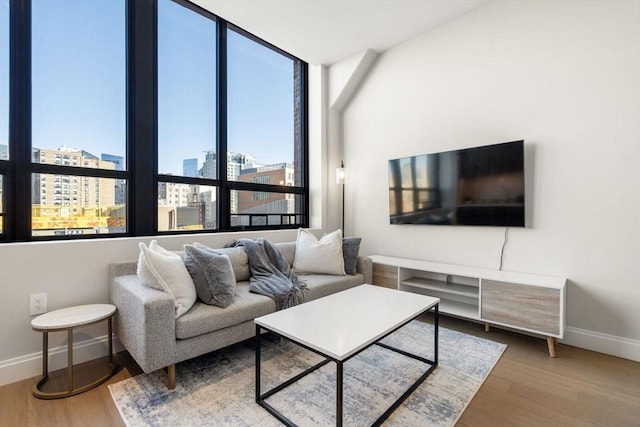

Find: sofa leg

[163,364,176,390]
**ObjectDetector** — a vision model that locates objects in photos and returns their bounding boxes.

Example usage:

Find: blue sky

[1,0,294,175]
[0,0,9,155]
[31,0,126,162]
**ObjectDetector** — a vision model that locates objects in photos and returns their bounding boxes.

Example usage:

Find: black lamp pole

[338,160,345,235]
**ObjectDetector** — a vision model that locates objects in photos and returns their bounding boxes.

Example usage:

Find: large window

[158,0,216,178]
[227,29,304,229]
[29,0,127,237]
[227,29,298,181]
[32,0,126,168]
[2,0,307,242]
[156,0,306,234]
[157,0,217,232]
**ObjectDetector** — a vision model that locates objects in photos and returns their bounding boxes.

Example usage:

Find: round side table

[31,303,117,399]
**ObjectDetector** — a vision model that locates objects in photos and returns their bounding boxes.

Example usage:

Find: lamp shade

[336,161,346,184]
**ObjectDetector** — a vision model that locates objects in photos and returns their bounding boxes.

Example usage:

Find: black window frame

[1,0,309,243]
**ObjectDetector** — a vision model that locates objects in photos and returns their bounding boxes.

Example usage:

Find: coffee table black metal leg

[255,325,261,403]
[256,303,439,427]
[337,361,343,427]
[434,303,439,365]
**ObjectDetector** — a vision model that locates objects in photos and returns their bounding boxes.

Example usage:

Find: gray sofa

[109,241,372,389]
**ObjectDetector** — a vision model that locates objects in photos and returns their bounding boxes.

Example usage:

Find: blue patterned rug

[109,321,506,426]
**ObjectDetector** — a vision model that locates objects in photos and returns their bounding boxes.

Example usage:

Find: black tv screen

[388,140,525,227]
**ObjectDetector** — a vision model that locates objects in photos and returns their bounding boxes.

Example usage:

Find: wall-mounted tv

[388,140,525,227]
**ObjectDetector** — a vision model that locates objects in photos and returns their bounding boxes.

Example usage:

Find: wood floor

[1,316,639,427]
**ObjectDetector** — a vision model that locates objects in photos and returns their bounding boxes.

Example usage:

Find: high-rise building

[29,147,118,235]
[201,150,258,180]
[235,162,296,226]
[101,153,126,205]
[201,151,217,179]
[201,151,259,215]
[199,189,216,229]
[158,181,193,207]
[101,153,124,170]
[183,158,199,177]
[33,147,116,210]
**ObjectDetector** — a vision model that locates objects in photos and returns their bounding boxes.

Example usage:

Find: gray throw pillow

[184,245,236,308]
[342,237,362,275]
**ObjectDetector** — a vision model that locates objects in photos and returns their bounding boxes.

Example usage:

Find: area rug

[109,321,506,426]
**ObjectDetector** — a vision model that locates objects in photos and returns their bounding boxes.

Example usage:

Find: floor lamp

[336,160,346,235]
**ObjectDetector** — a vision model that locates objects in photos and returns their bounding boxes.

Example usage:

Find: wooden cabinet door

[481,279,561,336]
[372,263,398,289]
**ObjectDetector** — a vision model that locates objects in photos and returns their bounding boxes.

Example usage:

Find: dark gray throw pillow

[342,237,362,275]
[184,244,236,308]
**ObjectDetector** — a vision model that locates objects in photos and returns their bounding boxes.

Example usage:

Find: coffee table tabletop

[255,284,439,361]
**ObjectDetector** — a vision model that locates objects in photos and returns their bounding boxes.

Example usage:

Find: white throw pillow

[137,240,197,318]
[293,229,346,275]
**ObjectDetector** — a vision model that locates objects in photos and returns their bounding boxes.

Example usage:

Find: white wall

[339,1,640,357]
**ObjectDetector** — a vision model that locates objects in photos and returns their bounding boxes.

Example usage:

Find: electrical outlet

[30,293,48,315]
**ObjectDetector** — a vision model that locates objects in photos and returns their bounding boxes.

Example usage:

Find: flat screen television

[388,140,525,227]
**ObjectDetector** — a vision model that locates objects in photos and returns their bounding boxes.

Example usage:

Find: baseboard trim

[562,326,640,362]
[0,335,124,387]
[2,327,638,387]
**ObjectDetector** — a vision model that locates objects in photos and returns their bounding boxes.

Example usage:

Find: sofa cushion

[302,273,365,301]
[274,242,296,266]
[175,273,365,340]
[293,229,345,275]
[184,245,236,308]
[175,282,275,339]
[137,241,197,318]
[342,237,362,275]
[194,243,250,281]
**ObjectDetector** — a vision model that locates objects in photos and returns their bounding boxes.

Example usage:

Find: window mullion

[9,0,31,242]
[216,20,229,230]
[129,0,158,236]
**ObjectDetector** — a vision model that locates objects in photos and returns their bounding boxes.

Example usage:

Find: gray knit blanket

[227,238,307,310]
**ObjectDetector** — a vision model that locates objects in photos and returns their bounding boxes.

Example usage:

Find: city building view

[158,151,298,232]
[30,146,125,236]
[0,143,298,236]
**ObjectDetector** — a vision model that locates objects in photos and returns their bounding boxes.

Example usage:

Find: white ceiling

[191,0,490,65]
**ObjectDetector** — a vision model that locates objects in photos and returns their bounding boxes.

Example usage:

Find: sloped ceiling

[191,0,490,65]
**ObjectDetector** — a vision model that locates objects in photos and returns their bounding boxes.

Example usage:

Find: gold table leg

[33,314,117,399]
[67,329,74,393]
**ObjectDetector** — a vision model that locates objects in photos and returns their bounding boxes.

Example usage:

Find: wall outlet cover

[30,293,48,315]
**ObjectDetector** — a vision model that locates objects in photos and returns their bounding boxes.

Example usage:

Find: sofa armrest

[110,275,177,373]
[356,255,373,284]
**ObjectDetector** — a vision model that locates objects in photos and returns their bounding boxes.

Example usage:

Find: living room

[1,0,639,425]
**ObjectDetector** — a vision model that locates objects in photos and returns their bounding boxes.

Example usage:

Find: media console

[369,255,566,357]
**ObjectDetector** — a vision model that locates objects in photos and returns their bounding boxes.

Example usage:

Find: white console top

[370,255,566,289]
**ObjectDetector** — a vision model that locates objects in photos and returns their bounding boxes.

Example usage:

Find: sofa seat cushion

[176,273,365,340]
[175,282,275,340]
[301,273,365,302]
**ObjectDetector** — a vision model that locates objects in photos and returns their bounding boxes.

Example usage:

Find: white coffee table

[31,304,117,399]
[254,284,440,427]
